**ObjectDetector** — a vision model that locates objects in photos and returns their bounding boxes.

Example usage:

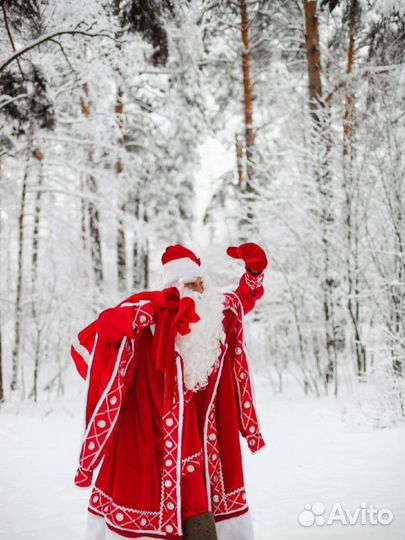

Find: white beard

[175,279,225,392]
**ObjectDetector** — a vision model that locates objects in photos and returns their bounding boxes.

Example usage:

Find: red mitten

[175,297,200,336]
[227,242,268,274]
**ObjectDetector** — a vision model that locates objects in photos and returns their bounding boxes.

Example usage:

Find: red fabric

[75,467,92,487]
[97,306,138,343]
[150,287,181,314]
[227,242,268,274]
[71,344,88,380]
[72,291,159,380]
[174,297,200,336]
[161,244,201,267]
[181,469,209,523]
[72,271,266,539]
[152,307,176,373]
[152,289,200,373]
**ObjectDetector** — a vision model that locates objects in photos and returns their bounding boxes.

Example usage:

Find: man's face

[184,277,204,294]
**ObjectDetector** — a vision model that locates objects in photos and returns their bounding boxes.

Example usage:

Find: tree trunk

[390,154,405,378]
[80,82,104,285]
[29,148,45,399]
[304,1,322,114]
[11,131,32,391]
[132,197,141,290]
[235,133,244,188]
[240,0,255,191]
[31,148,44,291]
[87,174,104,285]
[117,203,127,291]
[132,196,148,290]
[237,0,257,240]
[114,0,127,291]
[303,0,339,395]
[342,0,366,377]
[29,326,42,402]
[80,177,88,251]
[143,209,149,289]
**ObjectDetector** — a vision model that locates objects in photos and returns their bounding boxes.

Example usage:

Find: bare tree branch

[0,92,29,111]
[48,38,76,74]
[0,28,115,73]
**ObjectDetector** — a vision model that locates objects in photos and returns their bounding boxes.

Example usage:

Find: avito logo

[298,502,394,527]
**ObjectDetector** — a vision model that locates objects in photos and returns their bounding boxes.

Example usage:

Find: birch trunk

[29,148,45,400]
[132,196,148,290]
[87,174,103,285]
[10,128,33,391]
[117,203,127,291]
[390,149,405,378]
[80,82,104,285]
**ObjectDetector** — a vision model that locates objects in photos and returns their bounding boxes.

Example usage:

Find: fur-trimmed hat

[161,245,204,287]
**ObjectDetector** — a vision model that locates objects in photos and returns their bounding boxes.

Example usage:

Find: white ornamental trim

[203,342,228,512]
[80,336,129,470]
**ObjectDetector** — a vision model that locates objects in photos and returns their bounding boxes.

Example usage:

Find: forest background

[1,0,405,432]
[1,2,405,539]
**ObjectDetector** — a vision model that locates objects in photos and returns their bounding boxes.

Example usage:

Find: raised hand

[226,242,268,274]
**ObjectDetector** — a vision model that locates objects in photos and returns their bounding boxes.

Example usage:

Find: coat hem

[88,507,251,539]
[214,506,249,522]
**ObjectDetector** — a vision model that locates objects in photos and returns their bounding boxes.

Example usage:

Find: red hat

[161,245,204,286]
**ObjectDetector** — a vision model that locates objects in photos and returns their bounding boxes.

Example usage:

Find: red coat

[72,271,266,539]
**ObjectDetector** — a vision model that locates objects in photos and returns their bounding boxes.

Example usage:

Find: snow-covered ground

[245,379,405,540]
[1,378,404,540]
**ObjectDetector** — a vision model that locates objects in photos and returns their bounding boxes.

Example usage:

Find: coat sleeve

[233,270,265,315]
[96,302,155,343]
[227,294,266,454]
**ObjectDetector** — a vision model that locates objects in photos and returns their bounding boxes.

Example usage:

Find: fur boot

[183,512,218,540]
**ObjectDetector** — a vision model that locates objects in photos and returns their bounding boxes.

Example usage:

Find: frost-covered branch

[0,28,114,72]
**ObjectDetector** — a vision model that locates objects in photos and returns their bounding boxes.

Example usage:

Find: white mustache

[175,283,225,391]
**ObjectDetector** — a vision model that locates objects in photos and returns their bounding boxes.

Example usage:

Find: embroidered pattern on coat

[244,271,264,291]
[76,337,135,481]
[206,404,228,514]
[223,487,248,515]
[79,283,265,535]
[181,450,204,477]
[132,304,154,338]
[224,293,265,454]
[89,486,160,532]
[158,355,184,536]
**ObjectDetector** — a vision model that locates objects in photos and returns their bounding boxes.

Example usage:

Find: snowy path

[1,380,404,540]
